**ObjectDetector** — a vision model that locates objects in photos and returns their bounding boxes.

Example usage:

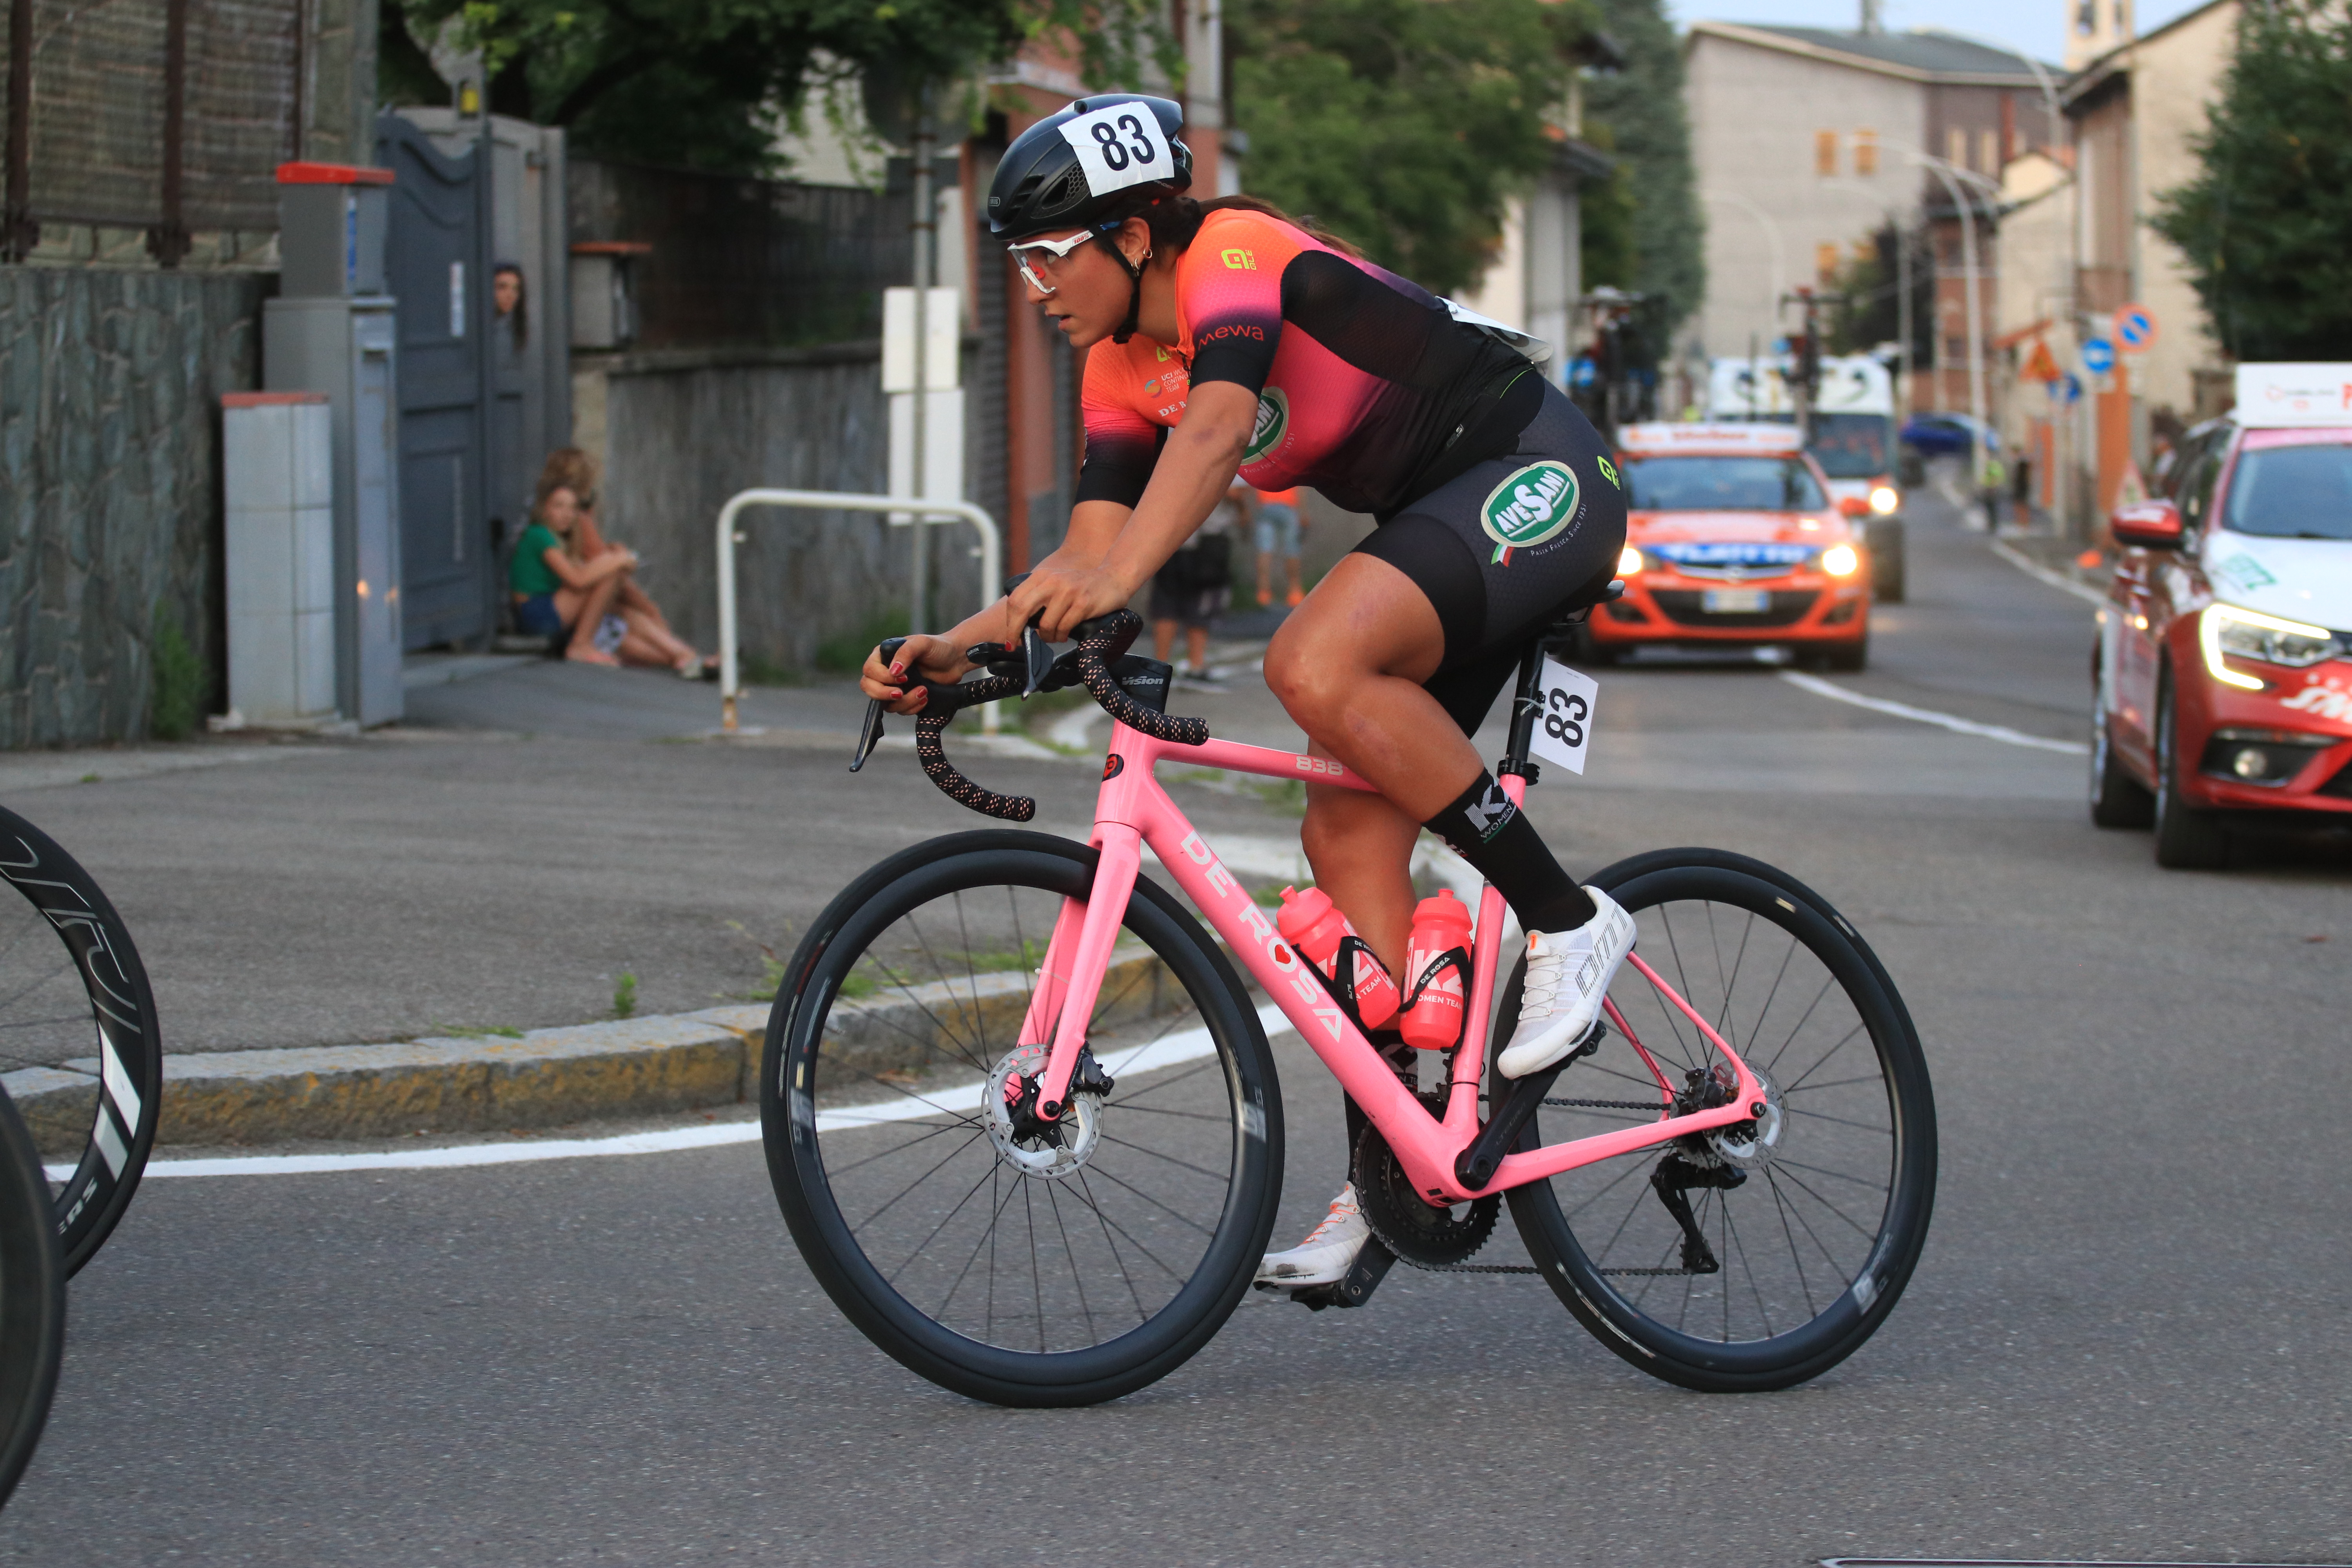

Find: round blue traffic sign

[2115,304,2156,350]
[2081,337,2116,375]
[2049,372,2082,405]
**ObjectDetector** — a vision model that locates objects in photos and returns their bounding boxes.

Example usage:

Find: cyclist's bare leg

[1265,552,1484,958]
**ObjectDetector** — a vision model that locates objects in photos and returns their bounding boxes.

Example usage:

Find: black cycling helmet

[988,94,1192,343]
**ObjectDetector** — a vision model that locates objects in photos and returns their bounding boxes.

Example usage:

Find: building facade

[1682,23,2057,416]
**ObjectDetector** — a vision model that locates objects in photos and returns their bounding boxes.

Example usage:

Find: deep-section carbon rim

[1509,857,1935,1390]
[762,836,1282,1406]
[0,806,164,1275]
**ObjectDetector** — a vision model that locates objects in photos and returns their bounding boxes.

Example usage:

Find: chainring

[1353,1092,1499,1269]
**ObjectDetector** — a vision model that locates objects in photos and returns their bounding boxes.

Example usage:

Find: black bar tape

[1076,611,1210,747]
[911,671,1035,822]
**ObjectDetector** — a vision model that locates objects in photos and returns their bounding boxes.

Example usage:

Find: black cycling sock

[1422,772,1596,933]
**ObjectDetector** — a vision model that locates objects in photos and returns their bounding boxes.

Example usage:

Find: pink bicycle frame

[1016,720,1765,1205]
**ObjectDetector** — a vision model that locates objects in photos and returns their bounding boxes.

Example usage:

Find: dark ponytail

[1137,194,1366,261]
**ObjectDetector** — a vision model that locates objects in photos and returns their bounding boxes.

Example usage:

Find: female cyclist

[860,94,1636,1290]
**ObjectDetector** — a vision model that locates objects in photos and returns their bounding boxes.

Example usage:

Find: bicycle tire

[761,832,1284,1407]
[0,807,163,1276]
[1506,854,1936,1392]
[0,1085,65,1509]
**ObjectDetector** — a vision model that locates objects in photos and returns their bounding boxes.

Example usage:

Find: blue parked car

[1900,412,2001,457]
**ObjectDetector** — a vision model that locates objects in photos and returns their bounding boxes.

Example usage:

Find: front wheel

[1506,853,1936,1392]
[0,1086,64,1508]
[2153,675,2230,868]
[761,832,1284,1407]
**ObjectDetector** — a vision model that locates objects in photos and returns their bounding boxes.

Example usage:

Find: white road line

[1991,537,2107,606]
[79,1003,1297,1180]
[1778,671,2089,755]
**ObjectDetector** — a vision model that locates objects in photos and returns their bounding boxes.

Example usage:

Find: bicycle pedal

[1277,1237,1396,1312]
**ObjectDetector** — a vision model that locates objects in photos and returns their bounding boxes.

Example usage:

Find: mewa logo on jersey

[1480,461,1581,564]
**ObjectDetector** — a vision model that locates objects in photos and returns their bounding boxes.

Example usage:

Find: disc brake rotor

[1353,1092,1499,1269]
[1708,1065,1785,1170]
[985,1042,1105,1180]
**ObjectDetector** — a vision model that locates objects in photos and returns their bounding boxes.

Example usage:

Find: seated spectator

[510,481,635,664]
[537,448,715,678]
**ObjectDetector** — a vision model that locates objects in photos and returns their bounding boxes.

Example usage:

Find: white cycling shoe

[1496,887,1637,1079]
[1254,1184,1369,1289]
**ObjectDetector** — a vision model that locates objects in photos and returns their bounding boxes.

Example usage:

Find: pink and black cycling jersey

[1075,207,1533,519]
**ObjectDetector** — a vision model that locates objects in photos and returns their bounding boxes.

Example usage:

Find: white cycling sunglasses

[1006,230,1098,296]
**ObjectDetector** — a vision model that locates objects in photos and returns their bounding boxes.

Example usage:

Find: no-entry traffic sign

[2081,337,2116,375]
[2115,303,2158,352]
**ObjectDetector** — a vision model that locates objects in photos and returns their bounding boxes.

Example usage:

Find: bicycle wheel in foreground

[0,807,163,1276]
[762,831,1284,1407]
[1507,852,1936,1392]
[0,1085,65,1509]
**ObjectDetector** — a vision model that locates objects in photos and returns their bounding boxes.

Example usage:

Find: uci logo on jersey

[1479,461,1579,564]
[1244,386,1289,464]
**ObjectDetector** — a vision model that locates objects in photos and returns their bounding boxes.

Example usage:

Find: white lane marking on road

[1991,537,2107,606]
[1779,671,2089,755]
[74,1003,1297,1180]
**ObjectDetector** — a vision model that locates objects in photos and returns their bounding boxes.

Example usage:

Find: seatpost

[1497,642,1548,781]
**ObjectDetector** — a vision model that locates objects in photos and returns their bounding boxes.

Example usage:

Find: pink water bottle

[1276,886,1400,1029]
[1400,890,1475,1051]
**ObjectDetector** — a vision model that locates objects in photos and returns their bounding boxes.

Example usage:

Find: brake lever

[1022,623,1056,695]
[849,636,910,773]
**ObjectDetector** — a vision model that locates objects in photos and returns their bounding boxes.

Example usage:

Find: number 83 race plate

[1531,656,1599,775]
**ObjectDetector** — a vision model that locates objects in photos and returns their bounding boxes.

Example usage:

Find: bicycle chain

[1396,1098,1666,1275]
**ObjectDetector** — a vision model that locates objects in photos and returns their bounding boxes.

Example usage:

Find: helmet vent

[1038,165,1089,215]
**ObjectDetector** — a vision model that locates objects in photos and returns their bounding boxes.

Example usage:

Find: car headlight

[2199,602,2337,691]
[1820,544,1860,577]
[1617,545,1644,576]
[1868,486,1900,515]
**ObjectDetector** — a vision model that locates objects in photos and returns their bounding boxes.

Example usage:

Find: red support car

[1586,423,1873,670]
[2090,364,2352,867]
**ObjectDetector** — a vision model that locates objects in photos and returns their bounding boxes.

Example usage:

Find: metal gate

[376,113,495,650]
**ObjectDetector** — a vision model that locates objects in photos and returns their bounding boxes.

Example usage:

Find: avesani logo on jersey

[1245,386,1290,464]
[1480,461,1580,563]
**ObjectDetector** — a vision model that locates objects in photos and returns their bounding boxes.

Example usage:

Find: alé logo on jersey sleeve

[1244,385,1290,464]
[1480,461,1581,564]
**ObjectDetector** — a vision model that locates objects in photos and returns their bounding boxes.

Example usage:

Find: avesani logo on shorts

[1245,386,1290,464]
[1480,461,1580,564]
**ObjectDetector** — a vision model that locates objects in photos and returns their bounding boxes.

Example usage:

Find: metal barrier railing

[715,489,1003,733]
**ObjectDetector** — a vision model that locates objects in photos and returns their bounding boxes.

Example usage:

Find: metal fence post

[715,490,1002,734]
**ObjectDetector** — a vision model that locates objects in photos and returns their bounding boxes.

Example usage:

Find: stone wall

[0,267,263,748]
[582,341,984,675]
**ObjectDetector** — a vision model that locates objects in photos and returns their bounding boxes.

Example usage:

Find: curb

[1,951,1171,1152]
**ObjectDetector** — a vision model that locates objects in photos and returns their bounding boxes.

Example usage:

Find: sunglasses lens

[1015,254,1056,295]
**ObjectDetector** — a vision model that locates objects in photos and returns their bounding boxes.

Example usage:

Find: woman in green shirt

[510,483,635,664]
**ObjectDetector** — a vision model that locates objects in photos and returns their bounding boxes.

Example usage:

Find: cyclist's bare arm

[862,382,1256,710]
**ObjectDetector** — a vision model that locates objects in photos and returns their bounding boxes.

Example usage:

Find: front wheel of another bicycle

[1505,855,1936,1392]
[760,835,1284,1407]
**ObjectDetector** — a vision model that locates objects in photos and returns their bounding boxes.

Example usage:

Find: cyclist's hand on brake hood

[860,636,968,715]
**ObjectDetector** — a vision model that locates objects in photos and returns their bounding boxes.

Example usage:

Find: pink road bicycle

[760,598,1935,1407]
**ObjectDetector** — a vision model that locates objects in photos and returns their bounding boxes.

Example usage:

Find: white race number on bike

[1530,656,1599,776]
[1059,103,1173,197]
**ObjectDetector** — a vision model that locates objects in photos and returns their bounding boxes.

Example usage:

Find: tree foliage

[382,0,1171,173]
[1226,0,1598,298]
[1581,0,1702,352]
[2150,0,2352,360]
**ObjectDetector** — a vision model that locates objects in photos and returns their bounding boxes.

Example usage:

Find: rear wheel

[1507,854,1936,1392]
[2152,674,2230,868]
[762,832,1283,1407]
[0,807,163,1275]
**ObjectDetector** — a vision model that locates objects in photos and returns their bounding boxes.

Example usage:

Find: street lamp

[1818,179,1913,424]
[1888,147,1999,523]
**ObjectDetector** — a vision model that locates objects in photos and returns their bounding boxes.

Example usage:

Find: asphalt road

[4,494,2349,1566]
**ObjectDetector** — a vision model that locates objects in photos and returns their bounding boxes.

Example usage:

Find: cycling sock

[1422,772,1597,933]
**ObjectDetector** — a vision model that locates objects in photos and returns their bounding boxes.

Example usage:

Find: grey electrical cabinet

[262,162,406,726]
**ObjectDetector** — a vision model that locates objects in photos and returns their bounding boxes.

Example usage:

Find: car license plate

[1703,588,1770,613]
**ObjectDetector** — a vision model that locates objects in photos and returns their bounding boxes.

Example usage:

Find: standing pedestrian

[1252,485,1307,608]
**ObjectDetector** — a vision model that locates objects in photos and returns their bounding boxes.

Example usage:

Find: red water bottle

[1400,890,1475,1051]
[1276,886,1400,1029]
